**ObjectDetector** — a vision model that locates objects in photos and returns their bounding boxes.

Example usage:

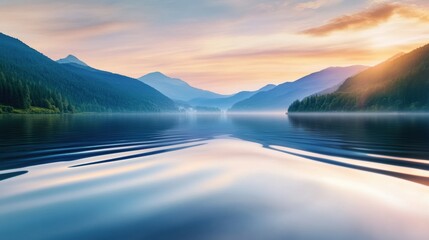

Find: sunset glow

[1,0,429,93]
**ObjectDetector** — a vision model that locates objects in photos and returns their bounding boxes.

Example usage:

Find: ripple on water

[1,114,429,240]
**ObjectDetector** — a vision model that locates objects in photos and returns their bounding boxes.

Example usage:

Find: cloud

[0,2,134,40]
[199,46,377,61]
[295,0,340,10]
[301,3,429,36]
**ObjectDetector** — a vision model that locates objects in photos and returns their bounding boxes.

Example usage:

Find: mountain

[189,84,276,110]
[57,54,88,67]
[316,83,342,95]
[288,44,429,112]
[139,72,227,101]
[0,33,176,113]
[230,65,368,112]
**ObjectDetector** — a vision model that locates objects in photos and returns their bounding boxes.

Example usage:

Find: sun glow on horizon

[1,0,429,94]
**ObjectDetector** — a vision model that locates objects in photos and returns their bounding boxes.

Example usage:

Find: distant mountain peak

[230,65,369,111]
[324,65,368,71]
[143,71,170,79]
[139,72,227,101]
[140,72,189,86]
[259,84,276,91]
[57,54,88,67]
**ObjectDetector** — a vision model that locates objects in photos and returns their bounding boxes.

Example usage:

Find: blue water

[1,113,429,240]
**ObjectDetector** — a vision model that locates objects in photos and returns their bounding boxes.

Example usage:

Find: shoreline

[3,111,429,116]
[286,111,429,116]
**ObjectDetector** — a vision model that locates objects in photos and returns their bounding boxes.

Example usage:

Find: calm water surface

[0,113,429,240]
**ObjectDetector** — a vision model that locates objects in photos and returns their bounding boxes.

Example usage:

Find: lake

[1,113,429,240]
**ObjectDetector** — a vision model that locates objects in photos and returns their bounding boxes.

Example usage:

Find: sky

[1,0,429,94]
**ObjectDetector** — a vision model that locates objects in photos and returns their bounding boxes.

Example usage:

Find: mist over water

[1,113,429,240]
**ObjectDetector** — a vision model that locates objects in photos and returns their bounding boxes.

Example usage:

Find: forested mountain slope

[289,44,429,112]
[0,33,176,113]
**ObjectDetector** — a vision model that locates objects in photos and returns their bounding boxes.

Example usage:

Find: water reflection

[288,114,429,159]
[0,114,183,170]
[2,114,429,180]
[1,113,429,240]
[0,171,27,181]
[230,114,429,185]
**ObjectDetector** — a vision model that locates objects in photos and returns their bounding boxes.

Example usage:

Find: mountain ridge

[230,65,368,112]
[57,54,88,67]
[139,72,227,101]
[189,84,276,110]
[0,33,176,113]
[288,43,429,112]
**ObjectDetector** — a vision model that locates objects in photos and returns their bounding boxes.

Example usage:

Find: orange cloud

[302,3,429,36]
